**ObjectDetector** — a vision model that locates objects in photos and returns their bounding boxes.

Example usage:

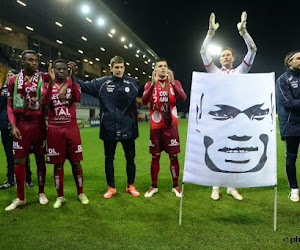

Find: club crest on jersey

[149,140,155,147]
[172,107,178,118]
[125,86,130,93]
[152,110,162,123]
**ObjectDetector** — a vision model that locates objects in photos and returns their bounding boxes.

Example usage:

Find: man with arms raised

[42,59,89,208]
[200,11,257,201]
[142,58,186,198]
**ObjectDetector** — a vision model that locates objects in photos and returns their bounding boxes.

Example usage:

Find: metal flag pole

[179,183,184,225]
[274,185,277,231]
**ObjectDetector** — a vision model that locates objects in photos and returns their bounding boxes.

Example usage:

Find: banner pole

[274,185,277,231]
[179,183,184,225]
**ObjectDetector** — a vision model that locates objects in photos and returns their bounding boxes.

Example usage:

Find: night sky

[101,0,299,112]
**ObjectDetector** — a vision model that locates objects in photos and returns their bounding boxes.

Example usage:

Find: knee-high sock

[37,162,46,194]
[170,155,180,187]
[151,154,160,187]
[54,168,64,197]
[15,164,26,200]
[72,166,83,195]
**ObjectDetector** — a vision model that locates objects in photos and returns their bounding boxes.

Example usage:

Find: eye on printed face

[110,63,125,78]
[196,93,273,174]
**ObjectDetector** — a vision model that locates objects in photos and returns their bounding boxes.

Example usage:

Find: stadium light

[86,17,92,23]
[126,62,130,66]
[97,18,105,26]
[135,54,139,58]
[78,49,84,54]
[83,59,88,62]
[100,47,105,52]
[81,36,87,41]
[56,40,63,45]
[135,67,138,71]
[17,0,26,7]
[108,33,113,38]
[5,27,12,31]
[81,5,90,14]
[124,45,128,49]
[136,50,140,53]
[120,37,126,42]
[55,22,63,27]
[89,61,93,65]
[129,43,133,47]
[95,58,100,61]
[26,26,34,31]
[208,44,222,56]
[110,29,116,34]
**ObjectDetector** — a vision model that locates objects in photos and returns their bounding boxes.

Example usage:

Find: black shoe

[26,182,34,188]
[0,181,15,189]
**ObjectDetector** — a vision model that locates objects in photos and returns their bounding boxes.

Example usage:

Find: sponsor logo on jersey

[168,139,179,147]
[75,145,83,153]
[13,141,23,150]
[48,148,60,156]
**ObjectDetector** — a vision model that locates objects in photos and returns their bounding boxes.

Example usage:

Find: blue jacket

[77,75,144,140]
[0,84,10,129]
[276,68,300,139]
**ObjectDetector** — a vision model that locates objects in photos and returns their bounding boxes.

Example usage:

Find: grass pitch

[0,119,300,249]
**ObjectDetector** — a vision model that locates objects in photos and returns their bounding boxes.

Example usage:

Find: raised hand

[208,12,219,36]
[237,11,247,36]
[48,63,55,84]
[151,70,158,87]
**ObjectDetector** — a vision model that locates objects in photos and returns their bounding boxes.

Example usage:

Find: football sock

[15,164,26,200]
[170,155,179,186]
[151,154,160,186]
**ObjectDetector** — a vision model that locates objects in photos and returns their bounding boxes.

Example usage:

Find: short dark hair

[110,56,124,67]
[221,47,234,57]
[284,51,300,67]
[8,69,19,74]
[155,58,168,67]
[21,50,37,60]
[53,59,67,68]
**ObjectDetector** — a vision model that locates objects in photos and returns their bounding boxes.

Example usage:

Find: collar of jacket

[287,67,300,77]
[109,74,126,81]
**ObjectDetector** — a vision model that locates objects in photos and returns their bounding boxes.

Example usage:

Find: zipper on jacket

[100,113,104,123]
[287,112,291,123]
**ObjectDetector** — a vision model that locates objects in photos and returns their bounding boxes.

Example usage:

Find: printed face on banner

[195,84,275,174]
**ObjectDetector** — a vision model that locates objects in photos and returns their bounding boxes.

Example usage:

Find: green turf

[0,119,300,249]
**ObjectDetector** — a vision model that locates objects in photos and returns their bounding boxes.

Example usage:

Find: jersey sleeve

[142,82,153,105]
[200,35,220,73]
[236,32,257,74]
[173,80,186,102]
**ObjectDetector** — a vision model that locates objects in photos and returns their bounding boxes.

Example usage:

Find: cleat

[211,188,220,200]
[78,193,89,204]
[5,198,26,211]
[144,186,158,197]
[53,197,65,208]
[126,184,140,196]
[39,193,49,205]
[227,188,243,200]
[289,189,299,202]
[0,181,15,190]
[26,182,34,188]
[172,186,182,198]
[103,186,116,199]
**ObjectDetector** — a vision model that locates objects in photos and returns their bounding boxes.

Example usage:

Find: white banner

[183,72,277,187]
